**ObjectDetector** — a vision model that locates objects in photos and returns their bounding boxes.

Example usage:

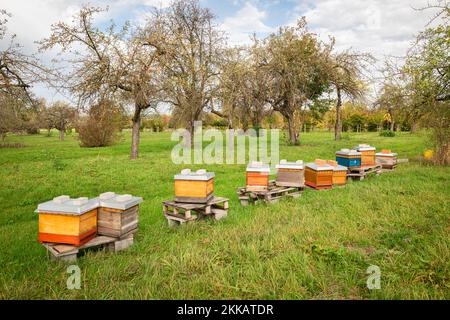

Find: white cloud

[220,2,274,45]
[291,0,437,59]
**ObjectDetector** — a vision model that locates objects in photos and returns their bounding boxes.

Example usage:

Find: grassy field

[0,130,449,300]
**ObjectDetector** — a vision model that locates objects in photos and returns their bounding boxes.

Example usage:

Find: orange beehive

[305,160,334,190]
[246,162,270,192]
[355,144,376,166]
[376,150,398,169]
[36,196,98,246]
[174,169,214,203]
[332,165,348,186]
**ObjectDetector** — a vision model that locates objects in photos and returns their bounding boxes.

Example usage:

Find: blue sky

[0,0,438,103]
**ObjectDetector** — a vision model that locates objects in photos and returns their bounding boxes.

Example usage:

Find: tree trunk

[335,87,342,141]
[287,115,298,145]
[388,109,395,131]
[411,121,417,133]
[59,128,65,141]
[47,128,51,137]
[130,107,141,160]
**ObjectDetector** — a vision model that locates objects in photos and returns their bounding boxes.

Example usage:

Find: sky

[0,0,441,104]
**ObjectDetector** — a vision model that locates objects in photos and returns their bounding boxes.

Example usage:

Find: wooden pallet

[237,180,304,206]
[163,197,229,227]
[347,164,382,181]
[42,232,135,262]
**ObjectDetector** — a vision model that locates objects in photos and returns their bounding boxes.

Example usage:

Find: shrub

[77,101,122,147]
[379,130,396,137]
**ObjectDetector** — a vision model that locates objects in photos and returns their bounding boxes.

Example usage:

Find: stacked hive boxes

[305,160,334,190]
[275,160,304,188]
[96,192,143,238]
[376,150,398,169]
[355,144,376,167]
[37,193,143,248]
[174,169,215,203]
[37,196,98,246]
[246,162,270,192]
[336,149,361,168]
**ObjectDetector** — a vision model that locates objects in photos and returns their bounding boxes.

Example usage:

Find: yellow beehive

[37,196,98,246]
[174,169,214,203]
[355,144,376,167]
[332,165,348,186]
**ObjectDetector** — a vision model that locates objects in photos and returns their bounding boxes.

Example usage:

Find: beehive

[355,144,376,167]
[96,192,143,238]
[37,196,98,246]
[305,160,334,189]
[376,150,398,169]
[174,169,215,203]
[332,165,348,186]
[246,162,271,192]
[275,160,304,187]
[336,149,361,168]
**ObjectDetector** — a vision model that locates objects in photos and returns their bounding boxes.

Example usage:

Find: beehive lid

[336,149,361,156]
[97,192,144,210]
[305,163,334,171]
[376,151,398,157]
[354,144,376,151]
[246,161,271,173]
[36,195,99,215]
[276,160,304,170]
[333,165,348,172]
[174,169,215,181]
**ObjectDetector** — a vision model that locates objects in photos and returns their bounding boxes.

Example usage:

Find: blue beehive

[336,149,361,168]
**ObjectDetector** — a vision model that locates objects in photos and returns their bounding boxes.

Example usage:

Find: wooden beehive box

[332,165,348,186]
[246,162,271,192]
[96,192,143,238]
[275,160,304,187]
[376,150,398,169]
[336,149,361,168]
[305,161,334,190]
[174,169,215,203]
[36,196,98,246]
[355,144,376,167]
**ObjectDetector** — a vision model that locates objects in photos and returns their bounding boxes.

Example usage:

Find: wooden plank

[80,236,116,249]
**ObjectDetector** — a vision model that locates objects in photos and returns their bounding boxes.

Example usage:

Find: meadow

[0,130,449,299]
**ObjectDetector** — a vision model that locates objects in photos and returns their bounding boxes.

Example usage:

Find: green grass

[0,130,449,299]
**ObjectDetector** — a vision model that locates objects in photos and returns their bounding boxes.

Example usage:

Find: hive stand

[163,197,229,227]
[237,180,304,206]
[347,164,382,181]
[42,232,135,262]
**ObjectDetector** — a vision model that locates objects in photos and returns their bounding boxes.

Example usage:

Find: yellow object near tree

[424,150,434,160]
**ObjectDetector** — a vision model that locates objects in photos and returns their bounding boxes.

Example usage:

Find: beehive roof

[376,152,398,157]
[354,144,376,151]
[36,196,99,215]
[305,163,334,171]
[276,160,304,169]
[97,192,143,210]
[336,149,361,156]
[174,169,215,181]
[246,162,271,172]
